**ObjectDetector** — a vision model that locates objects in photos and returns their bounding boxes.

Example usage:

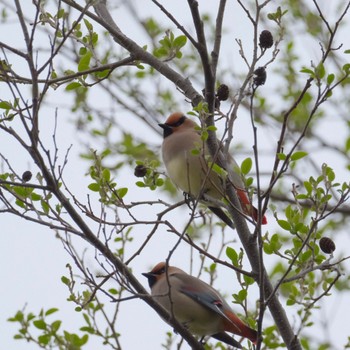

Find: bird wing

[174,273,234,325]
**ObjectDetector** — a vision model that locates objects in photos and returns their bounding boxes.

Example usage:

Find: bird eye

[168,116,186,127]
[154,266,166,275]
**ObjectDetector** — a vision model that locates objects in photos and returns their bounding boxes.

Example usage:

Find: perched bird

[143,262,258,348]
[158,112,267,226]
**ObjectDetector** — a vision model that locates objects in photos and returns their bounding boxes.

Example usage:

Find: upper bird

[143,262,258,348]
[158,112,267,226]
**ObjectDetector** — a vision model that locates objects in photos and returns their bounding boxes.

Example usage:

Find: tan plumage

[159,113,267,225]
[143,262,258,348]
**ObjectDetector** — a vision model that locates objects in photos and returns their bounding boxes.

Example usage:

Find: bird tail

[208,206,235,228]
[211,332,243,348]
[236,189,267,225]
[223,310,258,345]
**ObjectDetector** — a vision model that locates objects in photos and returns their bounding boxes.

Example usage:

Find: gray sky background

[1,1,350,349]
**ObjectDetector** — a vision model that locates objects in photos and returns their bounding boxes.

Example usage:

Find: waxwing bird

[158,112,267,226]
[143,262,258,348]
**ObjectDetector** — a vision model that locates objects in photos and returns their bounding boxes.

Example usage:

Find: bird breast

[162,131,223,200]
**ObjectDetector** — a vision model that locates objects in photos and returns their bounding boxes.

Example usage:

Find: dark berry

[259,30,274,49]
[319,237,336,254]
[134,164,147,177]
[216,84,229,101]
[253,67,267,86]
[22,170,32,182]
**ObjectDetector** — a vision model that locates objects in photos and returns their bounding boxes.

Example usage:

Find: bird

[143,262,258,348]
[158,112,267,226]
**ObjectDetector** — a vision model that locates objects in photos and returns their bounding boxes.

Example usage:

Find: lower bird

[158,112,267,227]
[143,262,258,348]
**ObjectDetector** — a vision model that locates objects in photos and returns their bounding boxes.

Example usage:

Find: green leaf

[45,308,59,316]
[0,101,12,109]
[108,288,119,295]
[243,275,255,286]
[277,152,286,160]
[287,298,295,306]
[65,82,81,91]
[8,311,24,322]
[296,193,308,200]
[325,89,333,98]
[83,18,93,31]
[277,219,291,231]
[343,63,350,73]
[301,249,312,261]
[246,177,253,187]
[303,180,312,194]
[191,148,200,155]
[41,200,50,215]
[31,192,41,201]
[201,130,208,141]
[15,199,26,208]
[153,47,168,58]
[80,326,95,334]
[102,168,110,182]
[88,183,100,192]
[300,67,315,77]
[173,35,187,48]
[38,334,51,345]
[323,164,335,181]
[226,246,238,266]
[57,9,65,19]
[238,289,247,301]
[78,51,92,72]
[61,276,70,285]
[290,151,308,161]
[315,62,325,79]
[211,162,226,177]
[65,332,89,346]
[154,178,163,187]
[270,233,282,251]
[241,157,252,175]
[13,186,32,197]
[27,313,36,322]
[51,320,62,332]
[263,242,273,255]
[80,334,89,346]
[79,47,87,56]
[117,187,128,198]
[95,69,111,79]
[33,320,47,330]
[326,73,335,85]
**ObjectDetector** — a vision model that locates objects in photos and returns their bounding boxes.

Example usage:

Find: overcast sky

[1,1,350,349]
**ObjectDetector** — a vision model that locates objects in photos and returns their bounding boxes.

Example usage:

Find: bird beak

[142,272,157,288]
[158,123,172,137]
[142,272,153,278]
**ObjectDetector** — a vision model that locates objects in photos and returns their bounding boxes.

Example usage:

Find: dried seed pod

[216,84,229,101]
[22,170,32,182]
[319,237,336,254]
[134,164,147,177]
[259,30,274,49]
[253,67,267,86]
